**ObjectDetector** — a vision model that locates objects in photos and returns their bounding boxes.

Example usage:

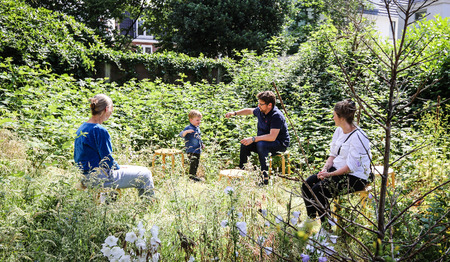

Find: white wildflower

[111,246,125,259]
[264,247,273,255]
[220,220,228,228]
[152,252,160,262]
[119,254,131,262]
[188,256,195,262]
[265,221,270,227]
[105,235,119,247]
[136,255,147,262]
[292,211,301,218]
[101,246,111,257]
[237,212,243,219]
[151,225,159,238]
[236,222,247,237]
[329,235,338,244]
[291,217,298,225]
[151,237,161,247]
[328,218,337,227]
[257,236,265,246]
[275,215,283,224]
[224,186,234,194]
[136,238,147,250]
[125,232,138,243]
[261,209,267,217]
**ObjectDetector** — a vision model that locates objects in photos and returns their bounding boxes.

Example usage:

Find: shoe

[189,176,202,182]
[257,176,269,187]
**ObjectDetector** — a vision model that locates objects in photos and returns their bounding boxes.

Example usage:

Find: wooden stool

[218,169,246,184]
[268,151,291,175]
[152,148,185,171]
[333,185,372,224]
[372,165,395,188]
[77,182,122,204]
[332,165,395,222]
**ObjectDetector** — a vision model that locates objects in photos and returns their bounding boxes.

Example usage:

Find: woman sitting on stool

[74,94,154,199]
[301,99,371,227]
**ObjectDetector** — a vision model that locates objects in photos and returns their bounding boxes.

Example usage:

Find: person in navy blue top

[225,91,290,185]
[74,94,154,199]
[179,110,204,182]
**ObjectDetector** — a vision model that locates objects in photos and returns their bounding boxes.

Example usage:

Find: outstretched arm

[225,108,254,118]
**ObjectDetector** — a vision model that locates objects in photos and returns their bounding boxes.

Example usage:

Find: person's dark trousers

[188,153,200,177]
[239,140,287,178]
[301,167,367,223]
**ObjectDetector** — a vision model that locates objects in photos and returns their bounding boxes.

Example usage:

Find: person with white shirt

[301,99,371,226]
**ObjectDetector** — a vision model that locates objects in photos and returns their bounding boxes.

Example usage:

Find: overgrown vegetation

[0,0,449,261]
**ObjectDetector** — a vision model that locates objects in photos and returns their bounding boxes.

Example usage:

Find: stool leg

[269,156,272,176]
[162,155,166,171]
[181,153,185,170]
[391,172,395,188]
[333,198,342,225]
[360,192,368,217]
[281,155,285,175]
[152,154,156,168]
[287,152,291,174]
[172,154,175,170]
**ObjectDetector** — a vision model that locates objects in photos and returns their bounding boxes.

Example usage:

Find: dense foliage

[0,0,449,261]
[146,0,290,58]
[24,0,146,48]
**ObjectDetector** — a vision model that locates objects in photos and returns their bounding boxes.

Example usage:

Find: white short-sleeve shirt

[329,127,371,180]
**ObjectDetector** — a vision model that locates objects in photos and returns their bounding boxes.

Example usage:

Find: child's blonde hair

[188,110,202,119]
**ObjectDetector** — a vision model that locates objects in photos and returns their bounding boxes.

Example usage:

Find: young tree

[322,0,449,260]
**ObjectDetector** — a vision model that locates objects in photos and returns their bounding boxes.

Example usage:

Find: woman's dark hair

[89,94,112,115]
[334,99,357,124]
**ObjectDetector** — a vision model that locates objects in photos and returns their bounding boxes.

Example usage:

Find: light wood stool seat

[152,148,185,171]
[268,151,291,175]
[218,169,246,184]
[372,165,395,188]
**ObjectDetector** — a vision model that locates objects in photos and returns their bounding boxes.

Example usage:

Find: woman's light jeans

[83,165,154,198]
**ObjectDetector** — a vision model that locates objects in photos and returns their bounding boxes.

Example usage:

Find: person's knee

[255,141,269,152]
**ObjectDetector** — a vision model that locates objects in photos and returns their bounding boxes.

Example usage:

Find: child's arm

[180,129,195,137]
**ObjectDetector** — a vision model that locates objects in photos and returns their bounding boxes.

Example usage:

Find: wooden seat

[332,165,395,223]
[152,148,185,171]
[268,151,291,175]
[218,169,246,184]
[372,165,395,188]
[77,182,122,204]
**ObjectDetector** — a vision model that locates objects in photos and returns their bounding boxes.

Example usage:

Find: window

[136,20,151,37]
[415,10,427,21]
[140,45,153,54]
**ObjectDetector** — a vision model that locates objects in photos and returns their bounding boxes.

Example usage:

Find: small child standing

[180,110,204,182]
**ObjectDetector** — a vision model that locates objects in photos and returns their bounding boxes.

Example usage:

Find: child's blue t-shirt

[179,123,202,154]
[74,122,120,173]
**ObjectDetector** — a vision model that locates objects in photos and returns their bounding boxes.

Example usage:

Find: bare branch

[390,142,429,166]
[385,179,450,229]
[397,97,449,122]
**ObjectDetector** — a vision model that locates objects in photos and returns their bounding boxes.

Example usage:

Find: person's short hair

[89,94,112,116]
[334,99,357,125]
[188,110,202,119]
[257,91,276,107]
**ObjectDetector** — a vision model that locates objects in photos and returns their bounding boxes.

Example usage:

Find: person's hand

[240,137,253,146]
[185,129,195,134]
[317,171,330,180]
[225,112,234,119]
[202,144,205,149]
